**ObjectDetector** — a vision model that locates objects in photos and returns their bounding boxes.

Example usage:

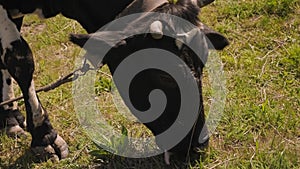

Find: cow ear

[70,32,128,68]
[177,28,209,64]
[199,23,229,50]
[70,32,127,54]
[70,33,112,56]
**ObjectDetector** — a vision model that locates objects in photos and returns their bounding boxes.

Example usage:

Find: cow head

[70,0,228,164]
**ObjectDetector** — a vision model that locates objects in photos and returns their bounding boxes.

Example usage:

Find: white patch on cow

[0,5,21,49]
[0,5,21,64]
[1,70,17,110]
[33,9,45,19]
[28,81,45,127]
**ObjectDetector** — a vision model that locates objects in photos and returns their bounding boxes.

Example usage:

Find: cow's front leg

[0,69,26,136]
[3,37,68,161]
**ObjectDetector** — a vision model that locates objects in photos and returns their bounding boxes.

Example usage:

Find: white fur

[28,81,45,127]
[0,5,21,65]
[0,5,21,49]
[1,70,17,110]
[0,5,44,127]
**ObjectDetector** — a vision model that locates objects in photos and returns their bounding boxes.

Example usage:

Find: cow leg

[0,5,25,136]
[1,5,68,160]
[0,69,26,136]
[2,37,69,160]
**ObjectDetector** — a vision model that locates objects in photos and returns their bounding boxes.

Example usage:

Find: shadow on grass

[91,151,207,169]
[0,149,46,169]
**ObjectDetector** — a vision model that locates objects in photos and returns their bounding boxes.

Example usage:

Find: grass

[0,0,299,168]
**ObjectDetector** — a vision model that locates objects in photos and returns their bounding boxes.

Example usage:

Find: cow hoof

[0,124,26,138]
[31,135,68,161]
[31,145,60,162]
[6,125,26,137]
[0,109,26,137]
[54,134,69,159]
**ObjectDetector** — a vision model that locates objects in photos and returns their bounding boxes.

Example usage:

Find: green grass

[0,0,299,168]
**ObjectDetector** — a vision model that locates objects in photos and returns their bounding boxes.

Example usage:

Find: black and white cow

[0,4,69,161]
[0,0,228,163]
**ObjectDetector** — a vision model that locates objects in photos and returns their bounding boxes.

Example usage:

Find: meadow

[0,0,299,168]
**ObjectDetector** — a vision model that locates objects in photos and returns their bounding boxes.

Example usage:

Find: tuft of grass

[217,0,299,19]
[199,0,300,168]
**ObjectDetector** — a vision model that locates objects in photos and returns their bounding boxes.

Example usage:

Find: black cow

[0,0,227,163]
